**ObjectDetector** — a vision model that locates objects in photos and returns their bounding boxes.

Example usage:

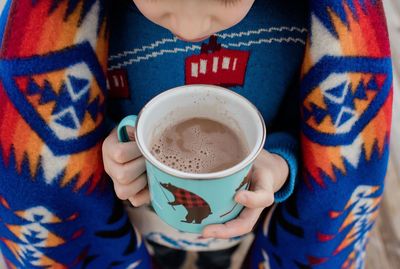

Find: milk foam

[151,118,248,174]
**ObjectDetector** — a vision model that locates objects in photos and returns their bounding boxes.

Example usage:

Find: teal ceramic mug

[117,85,266,233]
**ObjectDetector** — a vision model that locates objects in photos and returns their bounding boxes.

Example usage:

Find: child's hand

[102,127,150,207]
[202,150,289,239]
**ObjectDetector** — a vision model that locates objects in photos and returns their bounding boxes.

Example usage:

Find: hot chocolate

[151,118,249,173]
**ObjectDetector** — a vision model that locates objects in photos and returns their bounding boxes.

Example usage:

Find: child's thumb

[124,126,136,141]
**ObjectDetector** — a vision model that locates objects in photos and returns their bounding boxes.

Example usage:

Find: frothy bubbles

[150,118,248,174]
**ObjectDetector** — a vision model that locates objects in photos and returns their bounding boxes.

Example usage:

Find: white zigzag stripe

[109,45,201,70]
[108,27,307,61]
[221,37,306,48]
[108,36,305,69]
[109,37,178,61]
[216,26,307,39]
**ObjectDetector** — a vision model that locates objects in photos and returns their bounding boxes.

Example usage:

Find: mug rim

[134,84,266,180]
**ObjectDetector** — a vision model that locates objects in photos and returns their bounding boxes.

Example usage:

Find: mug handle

[117,115,138,143]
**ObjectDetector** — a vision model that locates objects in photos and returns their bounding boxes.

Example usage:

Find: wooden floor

[365,1,400,268]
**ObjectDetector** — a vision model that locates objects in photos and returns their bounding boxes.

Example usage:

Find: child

[103,0,307,268]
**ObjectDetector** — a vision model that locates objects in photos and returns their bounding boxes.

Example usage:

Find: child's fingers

[106,157,146,185]
[129,187,150,207]
[103,128,142,164]
[202,207,263,239]
[235,169,274,209]
[114,173,148,200]
[235,190,274,209]
[123,126,136,141]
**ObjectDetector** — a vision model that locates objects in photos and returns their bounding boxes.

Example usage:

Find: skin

[132,0,255,42]
[103,0,290,239]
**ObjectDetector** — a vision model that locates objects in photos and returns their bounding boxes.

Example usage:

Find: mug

[117,85,266,233]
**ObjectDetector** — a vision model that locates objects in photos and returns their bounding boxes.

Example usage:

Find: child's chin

[175,34,210,43]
